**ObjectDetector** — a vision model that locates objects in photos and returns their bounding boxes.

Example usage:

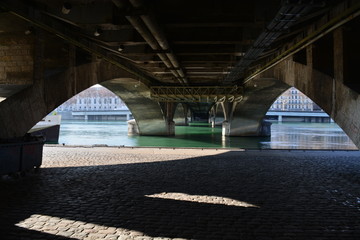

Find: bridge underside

[0,0,359,148]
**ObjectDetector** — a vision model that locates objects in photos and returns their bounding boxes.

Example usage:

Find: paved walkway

[1,146,360,240]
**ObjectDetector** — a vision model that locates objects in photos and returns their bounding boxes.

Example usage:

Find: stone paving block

[2,147,360,240]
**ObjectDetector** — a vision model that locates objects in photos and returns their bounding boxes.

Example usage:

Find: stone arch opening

[54,84,133,121]
[209,103,225,128]
[264,86,356,149]
[39,84,136,145]
[0,60,171,140]
[173,103,189,126]
[222,78,289,137]
[267,86,331,123]
[258,46,360,148]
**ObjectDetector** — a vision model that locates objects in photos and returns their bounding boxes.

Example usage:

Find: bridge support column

[127,119,139,135]
[222,121,230,136]
[173,103,189,126]
[210,117,215,128]
[127,118,174,136]
[168,102,175,135]
[209,103,224,128]
[222,78,289,137]
[222,118,272,137]
[220,102,236,136]
[102,80,176,136]
[209,105,215,128]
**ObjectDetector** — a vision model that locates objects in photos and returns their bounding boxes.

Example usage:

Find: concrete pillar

[173,103,189,126]
[165,103,175,136]
[209,103,225,128]
[211,117,215,128]
[222,78,289,137]
[222,118,272,137]
[222,121,230,136]
[127,119,139,135]
[259,120,272,137]
[278,115,282,122]
[127,119,174,136]
[220,102,236,122]
[68,44,77,96]
[167,120,175,135]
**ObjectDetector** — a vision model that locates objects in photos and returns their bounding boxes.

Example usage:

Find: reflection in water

[58,120,357,150]
[266,123,357,150]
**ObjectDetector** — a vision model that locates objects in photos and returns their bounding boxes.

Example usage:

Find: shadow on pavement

[1,150,360,239]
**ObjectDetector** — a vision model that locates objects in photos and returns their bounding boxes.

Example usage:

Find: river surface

[58,120,357,150]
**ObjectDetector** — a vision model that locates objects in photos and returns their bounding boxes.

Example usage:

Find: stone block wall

[0,34,34,85]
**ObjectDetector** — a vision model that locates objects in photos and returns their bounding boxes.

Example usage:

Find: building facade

[56,86,132,120]
[56,86,128,112]
[269,87,321,111]
[266,87,330,122]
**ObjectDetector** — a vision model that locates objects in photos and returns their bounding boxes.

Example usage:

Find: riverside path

[1,146,360,240]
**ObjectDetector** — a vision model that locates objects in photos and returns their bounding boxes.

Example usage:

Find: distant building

[266,87,331,122]
[269,87,321,112]
[56,86,128,112]
[56,86,132,120]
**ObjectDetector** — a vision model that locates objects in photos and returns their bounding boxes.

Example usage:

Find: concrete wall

[0,14,34,98]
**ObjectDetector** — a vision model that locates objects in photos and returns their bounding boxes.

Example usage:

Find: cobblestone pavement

[1,146,360,240]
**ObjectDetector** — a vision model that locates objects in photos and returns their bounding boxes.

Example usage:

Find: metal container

[0,136,45,176]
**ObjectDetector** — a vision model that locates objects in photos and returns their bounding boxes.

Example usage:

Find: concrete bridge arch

[173,103,189,126]
[221,78,290,137]
[250,27,360,147]
[0,59,172,139]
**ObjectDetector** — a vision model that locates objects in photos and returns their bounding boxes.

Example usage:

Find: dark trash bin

[0,136,45,176]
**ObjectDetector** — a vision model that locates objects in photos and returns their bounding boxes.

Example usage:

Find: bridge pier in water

[206,79,289,137]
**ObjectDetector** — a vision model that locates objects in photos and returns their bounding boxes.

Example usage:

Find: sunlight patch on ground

[15,214,147,239]
[145,192,260,208]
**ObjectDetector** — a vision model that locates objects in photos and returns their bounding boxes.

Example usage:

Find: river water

[58,120,357,150]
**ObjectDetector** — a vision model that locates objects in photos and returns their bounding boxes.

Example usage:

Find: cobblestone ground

[1,146,360,240]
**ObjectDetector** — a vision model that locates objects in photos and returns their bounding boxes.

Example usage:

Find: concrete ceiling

[0,0,343,87]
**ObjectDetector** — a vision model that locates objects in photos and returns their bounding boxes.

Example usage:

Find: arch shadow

[2,149,360,239]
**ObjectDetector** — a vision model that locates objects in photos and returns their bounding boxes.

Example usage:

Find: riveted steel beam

[150,86,243,103]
